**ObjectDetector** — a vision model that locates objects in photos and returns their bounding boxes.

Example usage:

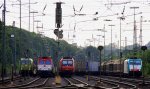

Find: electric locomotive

[59,57,75,76]
[125,58,142,76]
[37,56,54,77]
[20,58,37,76]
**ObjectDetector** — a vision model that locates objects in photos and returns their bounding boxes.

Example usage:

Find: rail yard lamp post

[118,16,125,81]
[10,21,16,83]
[98,46,103,83]
[103,25,106,61]
[10,34,14,83]
[141,46,147,85]
[130,6,139,78]
[108,25,115,60]
[1,0,6,84]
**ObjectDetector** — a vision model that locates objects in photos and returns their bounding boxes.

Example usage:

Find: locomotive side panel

[124,60,128,74]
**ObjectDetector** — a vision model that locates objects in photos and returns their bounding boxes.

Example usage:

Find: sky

[0,0,150,47]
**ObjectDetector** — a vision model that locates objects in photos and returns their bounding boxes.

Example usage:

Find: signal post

[54,2,64,85]
[98,46,103,83]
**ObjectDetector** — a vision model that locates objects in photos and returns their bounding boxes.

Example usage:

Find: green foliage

[142,61,150,77]
[0,25,79,73]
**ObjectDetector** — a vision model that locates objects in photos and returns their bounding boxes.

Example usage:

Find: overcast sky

[0,0,150,47]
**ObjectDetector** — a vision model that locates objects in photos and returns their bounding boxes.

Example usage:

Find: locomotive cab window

[62,60,67,66]
[45,60,51,65]
[129,60,141,65]
[39,60,44,64]
[21,60,27,65]
[135,61,141,65]
[27,60,31,64]
[21,60,30,64]
[68,60,73,66]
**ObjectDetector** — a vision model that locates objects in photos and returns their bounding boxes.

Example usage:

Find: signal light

[55,2,62,28]
[54,29,63,39]
[141,46,147,51]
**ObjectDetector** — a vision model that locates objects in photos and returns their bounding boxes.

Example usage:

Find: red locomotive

[59,57,75,76]
[37,56,54,77]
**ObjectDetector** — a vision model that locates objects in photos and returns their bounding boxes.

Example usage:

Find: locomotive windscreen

[68,60,73,66]
[39,60,44,64]
[39,60,51,65]
[129,60,141,65]
[62,60,73,66]
[45,60,51,65]
[21,60,31,64]
[62,60,67,66]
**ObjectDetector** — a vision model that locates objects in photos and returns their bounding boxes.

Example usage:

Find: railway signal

[1,0,6,84]
[54,29,63,39]
[55,2,62,28]
[59,30,63,39]
[98,45,103,83]
[141,46,147,51]
[54,29,59,36]
[141,46,147,85]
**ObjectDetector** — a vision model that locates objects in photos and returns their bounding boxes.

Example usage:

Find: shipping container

[88,61,99,72]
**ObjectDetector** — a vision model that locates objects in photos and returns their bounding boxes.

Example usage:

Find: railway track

[63,76,120,89]
[75,76,119,89]
[0,75,21,84]
[85,76,119,89]
[0,77,40,89]
[19,78,49,88]
[90,76,138,89]
[1,75,148,89]
[100,75,150,85]
[1,76,71,89]
[102,75,150,88]
[64,76,112,89]
[64,77,90,88]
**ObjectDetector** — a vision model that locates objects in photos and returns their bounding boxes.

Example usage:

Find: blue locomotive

[126,58,142,76]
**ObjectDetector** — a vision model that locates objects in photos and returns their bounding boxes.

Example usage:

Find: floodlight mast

[130,6,139,78]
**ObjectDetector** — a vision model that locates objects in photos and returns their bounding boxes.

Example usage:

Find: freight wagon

[101,57,142,77]
[75,60,99,75]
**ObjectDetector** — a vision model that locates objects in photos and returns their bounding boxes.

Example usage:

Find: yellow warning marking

[55,75,61,85]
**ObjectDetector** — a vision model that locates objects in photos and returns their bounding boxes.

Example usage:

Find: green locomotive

[20,58,37,76]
